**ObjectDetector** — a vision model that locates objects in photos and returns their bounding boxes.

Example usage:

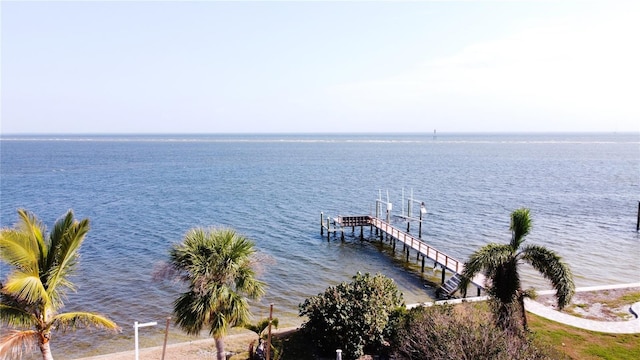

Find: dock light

[134,321,157,360]
[419,202,426,238]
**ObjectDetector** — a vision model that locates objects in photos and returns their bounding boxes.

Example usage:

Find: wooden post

[326,217,330,241]
[360,225,363,240]
[341,229,344,242]
[320,212,324,236]
[441,266,446,285]
[419,203,424,239]
[266,304,273,360]
[421,256,425,273]
[405,248,410,262]
[637,201,640,231]
[161,317,170,360]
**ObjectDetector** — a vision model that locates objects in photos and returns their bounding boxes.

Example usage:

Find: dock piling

[319,212,485,292]
[637,201,639,231]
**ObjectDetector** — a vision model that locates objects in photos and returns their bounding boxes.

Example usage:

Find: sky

[1,0,639,134]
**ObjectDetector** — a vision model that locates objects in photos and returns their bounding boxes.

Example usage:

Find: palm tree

[459,208,575,331]
[0,209,119,360]
[244,317,279,360]
[167,227,266,360]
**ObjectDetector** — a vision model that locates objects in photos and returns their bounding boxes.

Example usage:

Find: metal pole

[134,321,157,360]
[134,321,139,360]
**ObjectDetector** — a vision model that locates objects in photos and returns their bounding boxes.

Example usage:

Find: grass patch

[273,301,640,359]
[529,313,640,360]
[603,291,640,308]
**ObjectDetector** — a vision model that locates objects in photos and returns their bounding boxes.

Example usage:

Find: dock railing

[325,214,486,290]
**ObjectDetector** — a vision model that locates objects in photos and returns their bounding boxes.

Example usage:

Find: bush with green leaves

[299,272,404,360]
[390,303,560,360]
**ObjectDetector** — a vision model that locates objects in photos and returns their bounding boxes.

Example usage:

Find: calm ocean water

[1,132,639,358]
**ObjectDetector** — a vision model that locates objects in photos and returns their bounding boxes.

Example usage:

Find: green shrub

[299,272,404,359]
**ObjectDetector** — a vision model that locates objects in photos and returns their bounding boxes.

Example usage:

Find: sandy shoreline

[78,326,300,360]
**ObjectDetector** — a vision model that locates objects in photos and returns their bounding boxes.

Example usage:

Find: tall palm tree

[459,208,575,331]
[0,209,119,360]
[167,227,265,360]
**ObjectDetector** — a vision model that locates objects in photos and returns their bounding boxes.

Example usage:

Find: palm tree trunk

[215,336,226,360]
[39,338,54,360]
[518,293,528,331]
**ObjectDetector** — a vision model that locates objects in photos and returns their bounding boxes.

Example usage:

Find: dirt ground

[80,327,298,360]
[535,287,640,321]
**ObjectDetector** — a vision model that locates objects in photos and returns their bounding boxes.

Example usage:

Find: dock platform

[321,213,486,297]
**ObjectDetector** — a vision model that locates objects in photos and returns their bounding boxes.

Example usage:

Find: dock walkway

[321,214,486,294]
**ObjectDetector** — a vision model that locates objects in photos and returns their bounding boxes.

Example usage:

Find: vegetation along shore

[2,208,639,359]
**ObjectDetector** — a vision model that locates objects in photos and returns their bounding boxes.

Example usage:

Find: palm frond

[51,311,120,333]
[17,209,48,266]
[509,208,531,249]
[0,230,40,273]
[459,243,510,296]
[0,329,39,360]
[45,214,89,308]
[521,244,575,309]
[173,290,207,335]
[0,299,38,329]
[460,244,513,288]
[2,272,50,306]
[234,265,266,299]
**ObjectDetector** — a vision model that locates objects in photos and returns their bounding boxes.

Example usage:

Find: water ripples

[1,133,638,358]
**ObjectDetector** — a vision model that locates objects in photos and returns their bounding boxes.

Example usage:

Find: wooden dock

[321,213,486,297]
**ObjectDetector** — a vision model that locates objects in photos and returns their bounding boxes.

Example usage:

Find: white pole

[134,321,158,360]
[134,321,139,360]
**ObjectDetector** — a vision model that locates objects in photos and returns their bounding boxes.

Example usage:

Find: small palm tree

[166,227,265,360]
[0,209,119,360]
[244,317,279,360]
[459,208,574,331]
[244,317,279,338]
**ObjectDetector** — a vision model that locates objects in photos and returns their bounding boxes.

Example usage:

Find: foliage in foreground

[390,303,562,360]
[0,209,119,360]
[161,227,265,360]
[299,272,404,360]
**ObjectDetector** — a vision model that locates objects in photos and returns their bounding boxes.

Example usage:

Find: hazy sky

[2,1,638,134]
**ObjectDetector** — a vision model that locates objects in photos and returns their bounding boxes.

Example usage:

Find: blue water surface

[1,132,639,358]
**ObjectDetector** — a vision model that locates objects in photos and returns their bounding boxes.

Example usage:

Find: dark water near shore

[1,132,639,358]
